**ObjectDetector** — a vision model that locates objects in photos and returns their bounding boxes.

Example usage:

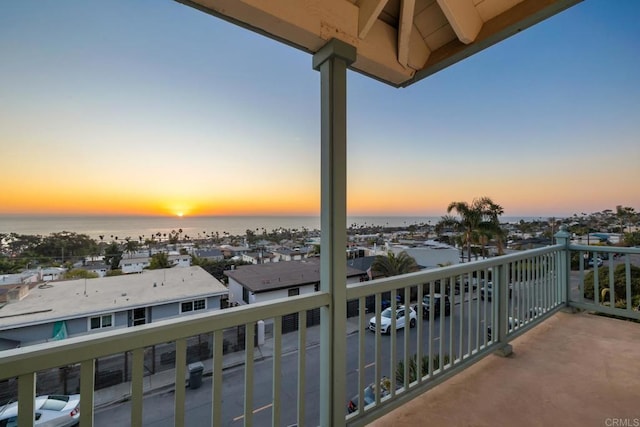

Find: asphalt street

[94,291,502,426]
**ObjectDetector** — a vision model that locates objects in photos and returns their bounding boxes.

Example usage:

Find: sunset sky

[1,1,638,218]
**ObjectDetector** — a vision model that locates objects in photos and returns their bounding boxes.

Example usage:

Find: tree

[623,231,640,247]
[64,269,99,280]
[438,197,504,262]
[149,252,171,269]
[124,238,139,258]
[371,251,419,277]
[103,242,123,270]
[616,205,636,234]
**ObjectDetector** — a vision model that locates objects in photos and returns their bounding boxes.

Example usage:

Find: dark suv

[421,293,451,318]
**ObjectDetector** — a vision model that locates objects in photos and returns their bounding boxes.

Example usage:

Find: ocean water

[0,215,542,241]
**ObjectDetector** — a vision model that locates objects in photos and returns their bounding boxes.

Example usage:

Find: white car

[0,394,80,427]
[369,306,417,334]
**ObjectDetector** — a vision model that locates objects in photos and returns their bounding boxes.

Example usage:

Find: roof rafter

[398,0,415,67]
[178,0,582,87]
[436,0,483,44]
[357,0,389,39]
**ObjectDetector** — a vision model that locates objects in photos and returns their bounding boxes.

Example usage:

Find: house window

[181,299,207,313]
[288,288,300,297]
[132,307,147,326]
[89,314,114,330]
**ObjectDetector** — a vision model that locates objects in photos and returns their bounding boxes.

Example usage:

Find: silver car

[0,394,80,427]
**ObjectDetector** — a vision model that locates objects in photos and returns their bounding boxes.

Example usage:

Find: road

[94,291,510,426]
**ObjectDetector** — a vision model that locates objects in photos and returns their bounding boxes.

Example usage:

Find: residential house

[40,267,66,282]
[272,246,309,261]
[119,254,192,273]
[225,258,366,331]
[242,251,277,264]
[194,248,224,262]
[0,266,228,350]
[387,240,460,269]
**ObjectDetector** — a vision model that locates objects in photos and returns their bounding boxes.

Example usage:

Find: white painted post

[313,38,356,427]
[494,264,512,357]
[555,226,573,309]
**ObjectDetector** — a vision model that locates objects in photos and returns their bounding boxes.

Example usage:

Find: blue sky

[0,0,638,217]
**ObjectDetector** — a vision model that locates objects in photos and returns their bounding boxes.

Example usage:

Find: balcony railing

[1,237,638,426]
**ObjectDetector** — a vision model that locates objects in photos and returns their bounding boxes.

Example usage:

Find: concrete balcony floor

[369,311,640,427]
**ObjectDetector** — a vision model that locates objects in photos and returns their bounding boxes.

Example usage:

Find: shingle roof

[225,258,365,293]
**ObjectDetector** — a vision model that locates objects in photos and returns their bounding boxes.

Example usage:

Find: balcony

[370,310,640,427]
[2,237,638,426]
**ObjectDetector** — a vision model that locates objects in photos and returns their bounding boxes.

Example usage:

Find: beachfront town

[1,206,639,349]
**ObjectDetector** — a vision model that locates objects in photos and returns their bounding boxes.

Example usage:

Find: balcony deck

[369,310,640,427]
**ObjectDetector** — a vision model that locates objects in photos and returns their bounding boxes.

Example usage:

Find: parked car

[454,279,478,295]
[421,293,451,317]
[0,394,80,427]
[347,378,391,413]
[487,317,521,341]
[369,306,417,334]
[379,294,403,310]
[588,257,603,267]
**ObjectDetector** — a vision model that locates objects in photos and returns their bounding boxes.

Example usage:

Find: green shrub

[396,353,451,386]
[583,264,640,305]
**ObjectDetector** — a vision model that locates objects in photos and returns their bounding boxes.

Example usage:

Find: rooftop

[225,258,366,292]
[0,266,227,329]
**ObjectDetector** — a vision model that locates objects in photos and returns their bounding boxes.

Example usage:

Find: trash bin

[188,361,204,389]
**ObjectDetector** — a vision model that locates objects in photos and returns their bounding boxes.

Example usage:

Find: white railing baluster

[438,281,444,370]
[625,256,632,311]
[460,275,466,360]
[416,284,424,382]
[448,278,454,364]
[373,292,382,409]
[389,289,397,397]
[608,255,615,307]
[473,271,480,352]
[79,359,95,427]
[297,311,307,426]
[403,285,410,389]
[357,297,366,412]
[213,331,223,427]
[244,322,255,427]
[131,347,145,427]
[174,339,186,427]
[427,281,434,377]
[17,372,35,427]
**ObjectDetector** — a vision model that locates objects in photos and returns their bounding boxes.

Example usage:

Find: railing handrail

[568,244,640,254]
[0,292,330,380]
[347,244,563,299]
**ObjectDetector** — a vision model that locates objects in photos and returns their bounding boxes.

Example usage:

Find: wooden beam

[358,0,389,39]
[437,0,482,44]
[398,0,416,66]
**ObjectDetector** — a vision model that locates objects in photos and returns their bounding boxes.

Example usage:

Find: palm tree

[371,251,420,302]
[439,197,504,262]
[371,251,419,277]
